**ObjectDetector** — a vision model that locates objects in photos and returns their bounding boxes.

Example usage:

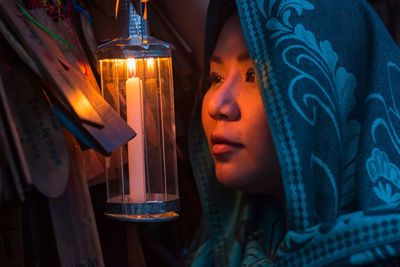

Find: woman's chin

[214,162,279,194]
[215,164,250,189]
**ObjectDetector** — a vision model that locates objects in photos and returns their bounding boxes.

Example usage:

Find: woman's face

[201,15,282,195]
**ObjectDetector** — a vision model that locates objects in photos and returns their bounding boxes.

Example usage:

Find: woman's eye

[210,72,223,84]
[245,68,256,82]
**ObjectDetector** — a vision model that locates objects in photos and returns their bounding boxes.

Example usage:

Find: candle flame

[127,58,136,77]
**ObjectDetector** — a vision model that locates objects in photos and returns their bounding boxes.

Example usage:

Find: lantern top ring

[97,37,172,60]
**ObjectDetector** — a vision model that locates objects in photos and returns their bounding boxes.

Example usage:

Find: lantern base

[105,193,179,222]
[104,211,179,222]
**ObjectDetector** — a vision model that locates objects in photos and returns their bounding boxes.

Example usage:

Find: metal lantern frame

[97,0,179,222]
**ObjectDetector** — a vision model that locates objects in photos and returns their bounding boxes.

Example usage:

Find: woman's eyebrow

[237,52,250,62]
[211,55,223,64]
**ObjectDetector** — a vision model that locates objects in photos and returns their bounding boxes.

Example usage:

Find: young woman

[188,0,400,266]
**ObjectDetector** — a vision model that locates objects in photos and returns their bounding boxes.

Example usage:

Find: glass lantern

[97,0,179,222]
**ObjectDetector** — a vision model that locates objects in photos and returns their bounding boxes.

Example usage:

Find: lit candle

[126,73,146,203]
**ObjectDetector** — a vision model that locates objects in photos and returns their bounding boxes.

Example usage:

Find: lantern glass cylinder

[99,47,179,222]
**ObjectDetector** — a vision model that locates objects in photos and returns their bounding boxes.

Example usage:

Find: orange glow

[127,58,136,78]
[72,91,103,128]
[146,58,155,74]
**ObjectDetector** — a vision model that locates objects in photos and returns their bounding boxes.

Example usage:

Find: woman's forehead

[212,14,248,60]
[210,52,250,66]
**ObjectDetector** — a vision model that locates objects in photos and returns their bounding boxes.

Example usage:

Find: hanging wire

[19,1,91,76]
[17,3,76,50]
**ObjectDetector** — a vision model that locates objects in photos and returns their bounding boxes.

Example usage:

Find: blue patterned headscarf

[188,0,400,266]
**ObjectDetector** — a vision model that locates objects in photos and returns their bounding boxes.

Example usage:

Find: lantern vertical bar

[114,60,125,201]
[141,58,149,202]
[156,57,167,198]
[100,61,111,201]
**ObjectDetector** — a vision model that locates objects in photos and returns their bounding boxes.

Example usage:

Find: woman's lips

[210,135,243,155]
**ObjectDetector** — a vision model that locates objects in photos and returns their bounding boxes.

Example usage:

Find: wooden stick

[48,130,105,267]
[1,65,69,198]
[0,19,76,117]
[0,1,136,156]
[0,0,103,128]
[0,19,40,76]
[29,9,99,91]
[0,77,32,186]
[79,12,100,74]
[30,9,136,156]
[0,119,24,202]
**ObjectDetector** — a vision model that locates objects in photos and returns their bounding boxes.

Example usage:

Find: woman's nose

[207,76,240,121]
